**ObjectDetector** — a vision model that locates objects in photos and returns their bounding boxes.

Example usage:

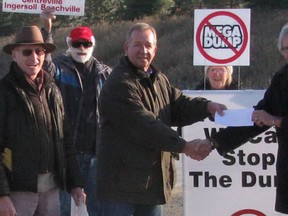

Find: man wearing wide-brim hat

[0,25,85,215]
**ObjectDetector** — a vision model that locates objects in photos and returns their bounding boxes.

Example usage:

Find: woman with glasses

[195,65,238,90]
[177,65,238,136]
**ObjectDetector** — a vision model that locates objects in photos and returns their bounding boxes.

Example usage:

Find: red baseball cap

[69,26,93,42]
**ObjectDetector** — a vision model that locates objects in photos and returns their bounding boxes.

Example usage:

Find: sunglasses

[71,41,93,48]
[19,48,46,57]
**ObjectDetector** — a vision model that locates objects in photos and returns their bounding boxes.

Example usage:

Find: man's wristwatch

[208,137,218,150]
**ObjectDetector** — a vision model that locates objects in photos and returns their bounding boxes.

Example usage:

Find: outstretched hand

[207,101,227,117]
[183,139,212,161]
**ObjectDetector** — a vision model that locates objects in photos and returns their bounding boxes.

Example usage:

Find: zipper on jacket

[147,78,158,99]
[39,92,51,173]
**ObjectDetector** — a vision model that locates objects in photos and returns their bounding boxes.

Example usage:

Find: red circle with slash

[196,11,248,64]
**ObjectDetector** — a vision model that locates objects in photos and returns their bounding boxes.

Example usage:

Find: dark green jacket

[97,57,211,204]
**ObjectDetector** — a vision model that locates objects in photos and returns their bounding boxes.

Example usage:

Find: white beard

[70,46,94,63]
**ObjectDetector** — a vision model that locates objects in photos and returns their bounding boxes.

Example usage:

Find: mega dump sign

[193,9,250,66]
[181,90,280,216]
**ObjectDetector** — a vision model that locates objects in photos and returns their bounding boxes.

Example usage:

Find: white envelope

[215,108,254,126]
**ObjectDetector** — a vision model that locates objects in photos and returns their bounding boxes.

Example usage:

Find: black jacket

[98,57,212,204]
[0,63,83,196]
[45,53,111,153]
[42,29,112,154]
[212,64,288,214]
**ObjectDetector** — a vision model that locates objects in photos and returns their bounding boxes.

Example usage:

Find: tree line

[0,0,287,36]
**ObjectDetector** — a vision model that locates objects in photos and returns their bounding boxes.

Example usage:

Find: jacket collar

[8,62,53,90]
[123,56,160,81]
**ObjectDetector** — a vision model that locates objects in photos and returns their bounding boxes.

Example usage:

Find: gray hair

[125,22,157,45]
[278,23,288,52]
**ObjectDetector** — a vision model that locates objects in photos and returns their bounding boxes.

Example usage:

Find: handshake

[182,139,213,161]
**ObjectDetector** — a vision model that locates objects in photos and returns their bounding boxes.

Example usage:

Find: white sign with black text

[193,9,251,66]
[182,90,281,216]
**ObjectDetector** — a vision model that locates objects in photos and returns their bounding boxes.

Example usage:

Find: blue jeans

[99,200,162,216]
[60,153,99,216]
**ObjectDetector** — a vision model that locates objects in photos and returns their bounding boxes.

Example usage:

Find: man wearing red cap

[41,8,111,216]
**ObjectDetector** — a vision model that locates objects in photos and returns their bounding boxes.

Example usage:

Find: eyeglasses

[209,68,226,74]
[20,48,46,57]
[71,41,93,48]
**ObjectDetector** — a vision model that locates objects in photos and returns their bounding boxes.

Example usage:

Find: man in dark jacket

[210,22,288,214]
[40,8,111,216]
[0,26,85,215]
[97,22,226,216]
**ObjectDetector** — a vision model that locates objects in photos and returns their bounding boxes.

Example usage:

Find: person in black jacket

[40,8,111,216]
[210,22,288,214]
[0,26,85,216]
[195,65,238,90]
[97,22,226,216]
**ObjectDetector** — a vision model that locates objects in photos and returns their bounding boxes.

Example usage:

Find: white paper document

[215,108,254,126]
